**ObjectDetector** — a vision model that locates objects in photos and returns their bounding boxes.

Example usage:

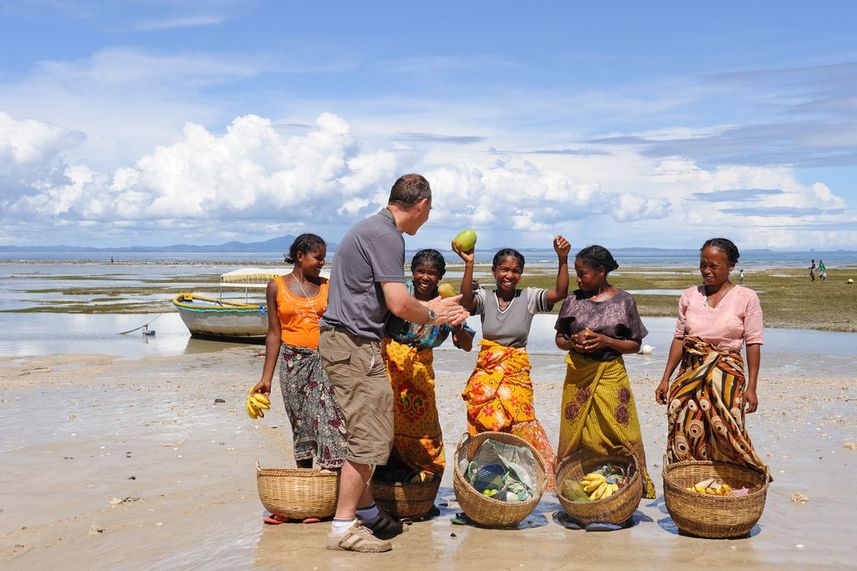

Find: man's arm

[381,282,467,326]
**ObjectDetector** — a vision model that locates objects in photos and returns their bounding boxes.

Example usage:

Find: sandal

[263,514,287,525]
[360,508,407,540]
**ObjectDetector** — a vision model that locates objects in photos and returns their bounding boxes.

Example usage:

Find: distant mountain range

[0,235,307,253]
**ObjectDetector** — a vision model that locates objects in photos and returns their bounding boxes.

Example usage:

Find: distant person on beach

[319,174,468,553]
[251,234,347,523]
[553,245,656,500]
[738,268,744,286]
[818,259,827,281]
[454,236,571,489]
[656,238,767,473]
[376,249,474,496]
[810,259,817,281]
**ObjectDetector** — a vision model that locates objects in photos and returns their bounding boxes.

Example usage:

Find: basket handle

[255,459,262,471]
[456,431,471,450]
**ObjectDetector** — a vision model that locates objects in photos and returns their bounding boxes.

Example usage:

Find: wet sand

[1,348,855,570]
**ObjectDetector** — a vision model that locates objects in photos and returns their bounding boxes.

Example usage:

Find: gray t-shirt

[320,209,406,340]
[473,287,553,348]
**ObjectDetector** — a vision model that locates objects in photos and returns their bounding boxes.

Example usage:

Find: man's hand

[427,294,469,327]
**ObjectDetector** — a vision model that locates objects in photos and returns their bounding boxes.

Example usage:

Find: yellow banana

[253,393,270,406]
[582,472,603,481]
[590,482,608,500]
[251,395,270,410]
[694,483,707,494]
[246,399,259,419]
[583,477,605,493]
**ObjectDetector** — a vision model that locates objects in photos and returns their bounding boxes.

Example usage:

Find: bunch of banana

[246,389,270,419]
[580,472,620,501]
[686,478,732,496]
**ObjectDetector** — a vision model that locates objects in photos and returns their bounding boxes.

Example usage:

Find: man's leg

[320,328,394,552]
[335,459,373,520]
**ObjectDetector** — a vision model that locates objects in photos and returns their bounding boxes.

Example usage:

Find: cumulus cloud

[0,110,853,248]
[0,112,83,201]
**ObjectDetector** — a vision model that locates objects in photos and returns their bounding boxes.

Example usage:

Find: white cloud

[135,14,229,31]
[0,109,854,249]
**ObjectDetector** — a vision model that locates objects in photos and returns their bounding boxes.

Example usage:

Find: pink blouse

[673,285,764,352]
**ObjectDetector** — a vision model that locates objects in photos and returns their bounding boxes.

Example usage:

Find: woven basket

[452,432,547,528]
[555,448,643,526]
[256,462,339,520]
[371,478,441,520]
[662,457,769,538]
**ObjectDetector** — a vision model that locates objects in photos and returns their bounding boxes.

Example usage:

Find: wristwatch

[426,308,437,324]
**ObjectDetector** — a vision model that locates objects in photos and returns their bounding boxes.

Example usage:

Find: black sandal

[361,508,407,540]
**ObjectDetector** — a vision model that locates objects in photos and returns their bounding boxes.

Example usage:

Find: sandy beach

[1,345,855,570]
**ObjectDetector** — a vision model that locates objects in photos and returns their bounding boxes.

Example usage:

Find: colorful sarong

[666,336,766,471]
[278,343,347,469]
[382,337,445,479]
[462,339,556,488]
[557,352,656,499]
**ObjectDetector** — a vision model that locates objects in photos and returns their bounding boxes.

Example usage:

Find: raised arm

[545,235,571,305]
[452,241,477,313]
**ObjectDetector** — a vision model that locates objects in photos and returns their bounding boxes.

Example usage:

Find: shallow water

[3,312,854,378]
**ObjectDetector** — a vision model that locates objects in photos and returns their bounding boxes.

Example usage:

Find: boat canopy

[219,267,330,288]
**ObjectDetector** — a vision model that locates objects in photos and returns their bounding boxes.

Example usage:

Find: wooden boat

[173,268,328,341]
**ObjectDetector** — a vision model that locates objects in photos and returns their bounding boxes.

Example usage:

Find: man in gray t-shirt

[320,174,467,553]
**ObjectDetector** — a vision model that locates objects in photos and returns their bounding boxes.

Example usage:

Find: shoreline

[4,262,856,332]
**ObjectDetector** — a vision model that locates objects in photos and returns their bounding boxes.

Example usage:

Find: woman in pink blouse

[655,238,767,471]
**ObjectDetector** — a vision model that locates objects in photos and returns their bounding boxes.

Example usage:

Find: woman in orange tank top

[252,234,347,475]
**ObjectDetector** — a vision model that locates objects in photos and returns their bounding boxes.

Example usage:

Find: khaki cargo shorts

[319,326,393,466]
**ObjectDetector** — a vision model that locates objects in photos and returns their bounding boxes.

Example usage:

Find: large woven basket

[256,462,339,520]
[555,448,643,526]
[662,457,769,538]
[452,432,547,528]
[371,478,441,520]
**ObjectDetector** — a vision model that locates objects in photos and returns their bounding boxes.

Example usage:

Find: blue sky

[1,1,856,250]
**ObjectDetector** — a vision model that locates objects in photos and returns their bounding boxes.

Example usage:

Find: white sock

[330,518,356,534]
[356,503,380,521]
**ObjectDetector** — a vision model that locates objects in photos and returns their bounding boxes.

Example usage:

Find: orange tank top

[273,275,329,350]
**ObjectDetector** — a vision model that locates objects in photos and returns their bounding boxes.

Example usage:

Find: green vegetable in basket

[562,479,591,503]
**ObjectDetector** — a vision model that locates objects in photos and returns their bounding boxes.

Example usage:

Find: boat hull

[173,295,268,340]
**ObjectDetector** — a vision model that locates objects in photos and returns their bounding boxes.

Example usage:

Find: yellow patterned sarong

[462,339,556,488]
[666,336,766,472]
[557,352,655,499]
[383,338,445,478]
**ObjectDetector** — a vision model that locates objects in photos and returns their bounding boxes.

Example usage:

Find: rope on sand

[118,314,163,335]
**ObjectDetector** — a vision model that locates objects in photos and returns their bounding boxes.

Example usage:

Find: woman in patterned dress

[554,245,655,499]
[455,236,571,488]
[655,238,767,471]
[377,249,475,485]
[252,234,347,472]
